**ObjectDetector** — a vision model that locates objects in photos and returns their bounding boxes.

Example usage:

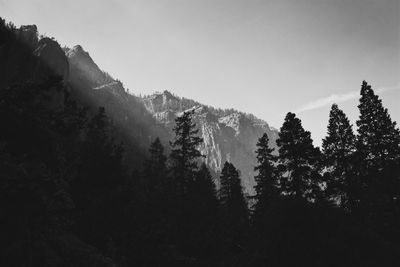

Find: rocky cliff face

[141,91,279,194]
[66,45,125,96]
[35,37,70,81]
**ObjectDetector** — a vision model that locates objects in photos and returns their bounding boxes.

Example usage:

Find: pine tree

[169,110,205,257]
[219,162,249,245]
[189,163,220,259]
[276,112,321,200]
[253,133,277,219]
[356,81,400,227]
[143,137,167,196]
[356,81,400,171]
[193,163,218,213]
[170,109,204,197]
[322,104,358,211]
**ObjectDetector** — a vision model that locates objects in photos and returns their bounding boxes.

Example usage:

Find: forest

[1,18,400,266]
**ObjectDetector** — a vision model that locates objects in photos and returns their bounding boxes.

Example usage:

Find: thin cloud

[296,83,400,113]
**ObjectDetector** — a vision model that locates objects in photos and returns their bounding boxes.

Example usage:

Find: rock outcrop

[66,45,125,96]
[35,37,69,80]
[18,25,38,48]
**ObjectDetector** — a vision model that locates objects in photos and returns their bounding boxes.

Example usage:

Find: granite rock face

[141,91,279,194]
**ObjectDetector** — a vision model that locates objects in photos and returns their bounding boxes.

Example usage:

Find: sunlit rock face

[66,45,111,86]
[66,45,126,97]
[141,91,279,194]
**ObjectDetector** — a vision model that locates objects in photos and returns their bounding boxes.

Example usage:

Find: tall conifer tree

[356,81,400,225]
[276,112,321,200]
[322,104,358,211]
[219,161,249,255]
[193,163,218,213]
[253,133,277,219]
[143,137,167,195]
[170,109,203,197]
[356,81,400,171]
[188,163,220,259]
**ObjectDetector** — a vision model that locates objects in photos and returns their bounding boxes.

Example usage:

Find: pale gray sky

[2,0,399,145]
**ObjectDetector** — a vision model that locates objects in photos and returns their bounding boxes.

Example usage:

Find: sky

[2,0,399,146]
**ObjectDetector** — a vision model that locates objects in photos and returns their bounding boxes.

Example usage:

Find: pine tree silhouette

[188,163,220,262]
[143,137,167,196]
[356,81,400,171]
[219,161,249,258]
[168,110,206,261]
[170,109,204,198]
[253,133,277,220]
[276,112,321,200]
[322,104,358,212]
[356,81,400,230]
[193,163,219,216]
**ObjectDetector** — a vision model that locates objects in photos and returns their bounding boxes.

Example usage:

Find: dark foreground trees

[247,82,400,267]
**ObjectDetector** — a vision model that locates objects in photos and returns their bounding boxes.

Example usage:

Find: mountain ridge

[9,22,279,194]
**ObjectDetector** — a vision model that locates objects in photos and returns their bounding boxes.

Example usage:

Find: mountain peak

[66,45,93,62]
[72,44,84,52]
[35,37,69,80]
[151,90,178,100]
[162,89,173,96]
[19,24,38,47]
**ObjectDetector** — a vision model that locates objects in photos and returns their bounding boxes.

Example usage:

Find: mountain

[64,44,279,193]
[7,22,279,193]
[141,91,279,193]
[65,42,279,193]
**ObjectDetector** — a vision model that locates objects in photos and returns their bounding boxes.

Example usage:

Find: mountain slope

[65,45,170,168]
[64,41,279,194]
